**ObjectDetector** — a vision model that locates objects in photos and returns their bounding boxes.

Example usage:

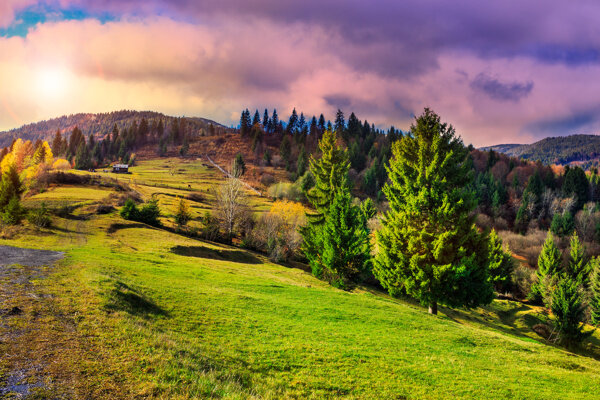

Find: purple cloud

[471,74,534,102]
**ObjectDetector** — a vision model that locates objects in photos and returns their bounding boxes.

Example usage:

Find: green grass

[3,192,600,399]
[4,162,600,399]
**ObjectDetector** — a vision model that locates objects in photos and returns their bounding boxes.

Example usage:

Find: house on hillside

[112,164,129,173]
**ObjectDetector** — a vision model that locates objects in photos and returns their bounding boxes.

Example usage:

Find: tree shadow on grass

[171,245,261,264]
[106,222,157,234]
[104,281,168,318]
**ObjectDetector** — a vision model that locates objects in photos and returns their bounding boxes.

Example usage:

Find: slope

[1,171,600,399]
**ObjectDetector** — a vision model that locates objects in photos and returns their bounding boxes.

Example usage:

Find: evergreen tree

[252,110,261,126]
[0,163,23,212]
[263,149,272,166]
[301,128,350,277]
[319,184,372,287]
[174,197,192,227]
[374,108,493,314]
[232,153,246,177]
[52,129,63,156]
[566,233,590,287]
[318,114,326,134]
[530,231,561,305]
[287,108,299,134]
[271,109,279,133]
[1,195,23,225]
[488,229,515,293]
[334,109,345,135]
[279,135,292,170]
[589,257,600,325]
[563,166,589,210]
[296,145,307,176]
[551,277,588,346]
[75,142,92,170]
[263,109,270,127]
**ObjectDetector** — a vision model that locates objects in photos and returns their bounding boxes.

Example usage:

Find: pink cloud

[0,0,37,27]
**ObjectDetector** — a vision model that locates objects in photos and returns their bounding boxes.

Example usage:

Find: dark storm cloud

[525,111,598,136]
[471,74,534,102]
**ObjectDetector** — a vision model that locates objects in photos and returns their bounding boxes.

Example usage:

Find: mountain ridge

[0,110,225,148]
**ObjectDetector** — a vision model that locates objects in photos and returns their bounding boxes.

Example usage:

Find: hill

[2,161,600,399]
[482,134,600,165]
[0,110,225,148]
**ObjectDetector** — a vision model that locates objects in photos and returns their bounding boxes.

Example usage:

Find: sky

[1,1,600,146]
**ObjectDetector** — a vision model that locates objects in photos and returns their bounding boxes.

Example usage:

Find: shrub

[1,196,24,225]
[260,174,275,187]
[511,264,536,299]
[120,198,161,227]
[174,197,192,227]
[27,202,51,228]
[199,211,222,242]
[267,182,303,202]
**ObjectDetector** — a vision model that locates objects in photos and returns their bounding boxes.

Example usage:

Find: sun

[36,67,70,99]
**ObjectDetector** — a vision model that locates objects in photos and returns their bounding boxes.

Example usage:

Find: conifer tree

[296,145,307,176]
[488,229,515,293]
[301,128,350,277]
[530,231,562,305]
[253,110,261,126]
[374,108,493,314]
[174,197,192,227]
[52,129,63,156]
[319,184,371,287]
[279,135,292,170]
[0,163,23,212]
[566,233,590,287]
[263,109,269,128]
[232,153,246,177]
[271,109,279,132]
[334,109,345,135]
[304,128,350,223]
[551,277,588,346]
[589,257,600,325]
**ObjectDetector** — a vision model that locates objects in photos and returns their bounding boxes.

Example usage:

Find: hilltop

[0,110,225,148]
[482,134,600,165]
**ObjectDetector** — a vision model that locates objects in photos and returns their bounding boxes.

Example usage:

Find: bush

[27,202,51,228]
[267,182,303,202]
[120,198,161,227]
[199,211,222,242]
[512,264,536,299]
[260,174,275,187]
[1,196,24,225]
[174,198,192,227]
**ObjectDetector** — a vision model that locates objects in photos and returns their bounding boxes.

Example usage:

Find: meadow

[1,158,600,399]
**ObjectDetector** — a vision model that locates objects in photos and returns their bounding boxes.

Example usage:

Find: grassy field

[2,165,600,399]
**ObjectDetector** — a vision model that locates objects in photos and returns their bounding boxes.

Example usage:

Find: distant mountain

[0,110,224,147]
[481,134,600,165]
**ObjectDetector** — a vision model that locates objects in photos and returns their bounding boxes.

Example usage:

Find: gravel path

[0,245,64,267]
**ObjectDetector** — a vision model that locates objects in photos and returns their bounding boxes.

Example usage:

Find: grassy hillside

[2,160,600,399]
[482,134,600,165]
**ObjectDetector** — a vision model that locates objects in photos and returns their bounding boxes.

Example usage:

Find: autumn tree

[374,108,493,314]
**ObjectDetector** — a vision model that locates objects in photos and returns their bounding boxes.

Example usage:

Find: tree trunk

[428,302,437,315]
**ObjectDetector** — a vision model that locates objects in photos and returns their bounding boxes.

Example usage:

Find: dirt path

[0,246,64,398]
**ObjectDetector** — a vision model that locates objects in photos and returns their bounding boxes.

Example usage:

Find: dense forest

[484,134,600,165]
[0,110,225,148]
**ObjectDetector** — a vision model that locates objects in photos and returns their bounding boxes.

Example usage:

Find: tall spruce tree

[374,108,493,314]
[589,257,600,325]
[488,229,515,293]
[318,183,372,287]
[530,231,562,305]
[566,233,590,287]
[551,277,588,346]
[301,128,350,278]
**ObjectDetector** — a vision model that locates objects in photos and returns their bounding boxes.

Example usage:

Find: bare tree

[214,175,248,240]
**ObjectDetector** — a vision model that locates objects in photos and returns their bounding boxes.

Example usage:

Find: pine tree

[566,233,590,287]
[530,231,562,305]
[232,153,246,177]
[287,108,299,135]
[52,129,63,156]
[252,110,261,126]
[319,184,371,287]
[296,145,307,176]
[263,109,269,128]
[0,163,23,212]
[334,109,345,135]
[589,257,600,325]
[279,135,292,170]
[271,109,279,132]
[174,197,192,227]
[488,229,515,293]
[304,128,350,223]
[301,128,350,278]
[374,108,493,314]
[551,277,588,346]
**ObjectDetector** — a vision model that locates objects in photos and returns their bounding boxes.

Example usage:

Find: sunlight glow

[36,67,71,99]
